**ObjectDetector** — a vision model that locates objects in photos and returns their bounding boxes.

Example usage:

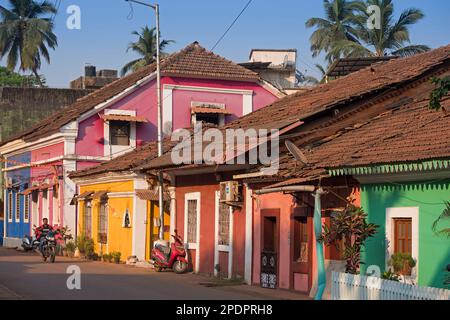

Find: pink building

[0,42,282,246]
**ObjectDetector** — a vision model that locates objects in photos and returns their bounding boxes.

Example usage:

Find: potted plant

[387,252,416,280]
[76,235,87,259]
[102,253,111,262]
[111,251,121,264]
[84,238,95,260]
[65,241,76,258]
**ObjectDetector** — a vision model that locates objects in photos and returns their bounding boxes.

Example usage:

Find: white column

[242,93,253,116]
[244,185,253,284]
[133,179,148,260]
[163,86,173,135]
[169,186,176,243]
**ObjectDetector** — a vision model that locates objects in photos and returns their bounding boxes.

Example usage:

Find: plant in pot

[102,253,111,263]
[76,235,87,259]
[320,204,379,275]
[111,251,121,264]
[65,241,76,258]
[84,238,95,260]
[385,252,416,282]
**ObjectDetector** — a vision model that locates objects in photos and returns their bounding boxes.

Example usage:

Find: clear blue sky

[2,0,449,87]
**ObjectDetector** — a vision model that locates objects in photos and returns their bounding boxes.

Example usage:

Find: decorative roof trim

[328,159,450,177]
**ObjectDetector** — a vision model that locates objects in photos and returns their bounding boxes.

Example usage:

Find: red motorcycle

[150,231,188,274]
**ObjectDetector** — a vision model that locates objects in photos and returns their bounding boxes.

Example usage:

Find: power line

[211,0,254,51]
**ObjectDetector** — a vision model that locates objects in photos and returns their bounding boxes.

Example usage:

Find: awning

[76,191,94,200]
[39,183,55,191]
[191,107,233,115]
[100,114,148,123]
[92,191,108,200]
[135,189,170,201]
[21,186,40,195]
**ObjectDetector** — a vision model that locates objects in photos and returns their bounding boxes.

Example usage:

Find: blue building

[3,152,32,247]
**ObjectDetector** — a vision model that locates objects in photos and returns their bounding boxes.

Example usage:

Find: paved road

[0,247,285,300]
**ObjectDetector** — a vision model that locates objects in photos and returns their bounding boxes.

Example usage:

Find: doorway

[260,209,280,289]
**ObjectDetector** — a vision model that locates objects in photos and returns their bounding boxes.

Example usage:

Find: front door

[291,216,313,292]
[260,209,280,289]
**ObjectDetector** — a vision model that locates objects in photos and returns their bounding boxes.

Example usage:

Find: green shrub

[76,235,88,254]
[102,253,112,262]
[64,241,77,257]
[85,238,95,259]
[111,251,122,264]
[382,270,401,282]
[389,253,416,274]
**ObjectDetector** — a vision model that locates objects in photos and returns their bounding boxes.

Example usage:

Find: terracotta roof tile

[1,42,259,146]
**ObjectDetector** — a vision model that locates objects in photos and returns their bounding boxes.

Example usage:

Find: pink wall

[253,192,295,289]
[75,76,279,157]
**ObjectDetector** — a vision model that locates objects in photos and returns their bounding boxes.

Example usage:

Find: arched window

[122,209,131,228]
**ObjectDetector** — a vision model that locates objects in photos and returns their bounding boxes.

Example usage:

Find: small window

[16,192,20,222]
[98,200,108,243]
[122,208,131,228]
[194,113,220,126]
[110,121,130,146]
[187,199,198,243]
[293,217,308,263]
[24,195,30,222]
[83,200,92,238]
[8,191,13,221]
[394,218,413,275]
[218,203,230,246]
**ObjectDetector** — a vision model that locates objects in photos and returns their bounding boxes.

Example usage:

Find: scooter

[150,231,189,274]
[21,226,40,252]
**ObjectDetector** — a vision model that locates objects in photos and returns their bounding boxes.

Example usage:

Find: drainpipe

[313,187,327,300]
[253,185,315,195]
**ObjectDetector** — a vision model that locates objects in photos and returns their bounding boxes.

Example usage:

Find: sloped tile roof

[0,42,260,147]
[69,45,450,179]
[270,97,450,186]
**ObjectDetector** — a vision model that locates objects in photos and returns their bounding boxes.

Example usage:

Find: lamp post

[125,0,165,240]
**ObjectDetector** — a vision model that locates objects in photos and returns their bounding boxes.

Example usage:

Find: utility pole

[125,0,165,240]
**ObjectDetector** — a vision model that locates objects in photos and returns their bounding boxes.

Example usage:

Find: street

[0,247,307,300]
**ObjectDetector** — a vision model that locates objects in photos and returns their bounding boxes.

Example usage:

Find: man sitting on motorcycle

[36,218,53,255]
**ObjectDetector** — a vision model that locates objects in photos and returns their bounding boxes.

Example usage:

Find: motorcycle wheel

[173,260,188,274]
[50,248,56,263]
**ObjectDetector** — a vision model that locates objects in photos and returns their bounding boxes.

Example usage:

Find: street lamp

[125,0,165,240]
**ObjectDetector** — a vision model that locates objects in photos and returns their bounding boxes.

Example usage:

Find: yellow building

[69,144,171,262]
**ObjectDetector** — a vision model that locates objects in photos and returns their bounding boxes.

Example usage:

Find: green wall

[360,181,450,289]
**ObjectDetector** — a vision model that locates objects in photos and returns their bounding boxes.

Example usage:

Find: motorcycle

[150,232,189,274]
[40,230,59,263]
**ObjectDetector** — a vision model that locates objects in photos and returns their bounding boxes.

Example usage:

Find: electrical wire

[211,0,254,51]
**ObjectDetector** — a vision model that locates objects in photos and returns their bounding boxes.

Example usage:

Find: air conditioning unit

[220,181,240,203]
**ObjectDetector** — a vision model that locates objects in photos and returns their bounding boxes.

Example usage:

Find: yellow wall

[145,201,171,260]
[78,181,135,261]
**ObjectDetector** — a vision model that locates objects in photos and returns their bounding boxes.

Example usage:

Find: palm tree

[297,64,328,85]
[306,0,362,63]
[121,26,174,76]
[329,0,430,58]
[0,0,57,86]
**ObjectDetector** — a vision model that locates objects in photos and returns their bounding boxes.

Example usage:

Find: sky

[1,0,450,88]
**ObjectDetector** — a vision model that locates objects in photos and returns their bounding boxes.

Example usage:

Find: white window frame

[31,192,38,228]
[103,109,137,157]
[15,192,20,222]
[7,190,13,223]
[184,192,201,273]
[122,208,132,228]
[24,194,30,223]
[42,190,49,220]
[385,207,419,284]
[52,192,59,226]
[214,191,233,278]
